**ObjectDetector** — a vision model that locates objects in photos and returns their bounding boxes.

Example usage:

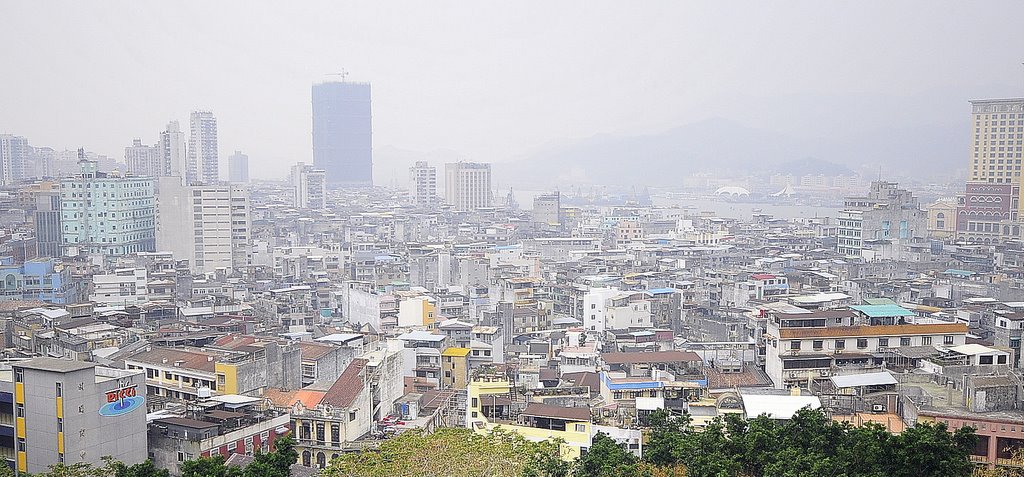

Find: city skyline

[2,2,1024,181]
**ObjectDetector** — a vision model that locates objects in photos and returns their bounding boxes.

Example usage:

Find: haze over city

[4,3,1024,477]
[4,1,1024,183]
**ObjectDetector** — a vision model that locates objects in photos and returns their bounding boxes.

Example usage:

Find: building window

[980,356,994,365]
[790,341,801,351]
[349,411,357,422]
[834,340,846,350]
[922,336,933,345]
[812,340,823,350]
[14,369,23,383]
[55,383,62,397]
[574,424,586,432]
[943,335,955,345]
[878,338,889,348]
[900,337,911,346]
[856,339,868,349]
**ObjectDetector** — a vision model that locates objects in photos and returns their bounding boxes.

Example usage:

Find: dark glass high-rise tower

[312,81,372,186]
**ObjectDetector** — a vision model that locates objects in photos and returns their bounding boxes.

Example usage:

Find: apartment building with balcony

[764,307,968,389]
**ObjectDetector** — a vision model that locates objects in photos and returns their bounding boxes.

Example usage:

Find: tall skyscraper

[312,81,372,186]
[188,111,219,184]
[124,138,161,177]
[445,162,492,211]
[956,99,1024,243]
[291,163,327,209]
[0,134,31,186]
[410,161,437,206]
[60,156,156,256]
[159,120,187,182]
[228,150,249,183]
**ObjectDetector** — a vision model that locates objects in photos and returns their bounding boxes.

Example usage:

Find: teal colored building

[59,160,155,256]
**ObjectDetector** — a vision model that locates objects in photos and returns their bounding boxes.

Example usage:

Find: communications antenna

[327,69,349,82]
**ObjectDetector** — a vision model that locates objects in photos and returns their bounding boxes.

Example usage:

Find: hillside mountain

[495,117,966,188]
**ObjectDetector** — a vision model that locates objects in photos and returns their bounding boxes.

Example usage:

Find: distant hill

[772,158,855,176]
[494,117,966,188]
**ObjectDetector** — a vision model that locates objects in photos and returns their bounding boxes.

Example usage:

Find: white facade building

[124,139,161,178]
[444,162,492,211]
[159,120,187,182]
[292,164,327,209]
[0,134,30,185]
[228,150,249,183]
[90,268,148,305]
[156,177,251,274]
[187,111,219,184]
[583,287,620,333]
[410,161,437,206]
[604,292,653,331]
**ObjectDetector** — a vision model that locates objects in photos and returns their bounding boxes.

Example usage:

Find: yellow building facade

[466,374,591,460]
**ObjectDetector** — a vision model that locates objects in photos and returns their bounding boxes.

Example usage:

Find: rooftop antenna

[327,69,349,82]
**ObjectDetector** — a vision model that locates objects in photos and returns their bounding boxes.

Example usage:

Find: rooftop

[321,358,367,408]
[14,357,95,373]
[779,323,967,339]
[602,350,702,365]
[850,304,916,318]
[521,403,591,422]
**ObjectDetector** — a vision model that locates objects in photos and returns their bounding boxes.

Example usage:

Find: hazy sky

[3,1,1024,180]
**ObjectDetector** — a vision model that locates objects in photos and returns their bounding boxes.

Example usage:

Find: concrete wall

[18,366,146,473]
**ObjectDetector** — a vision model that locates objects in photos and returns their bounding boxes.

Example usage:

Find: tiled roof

[126,347,217,373]
[321,359,367,408]
[264,388,326,409]
[779,323,967,339]
[776,310,857,320]
[298,342,336,361]
[521,403,590,422]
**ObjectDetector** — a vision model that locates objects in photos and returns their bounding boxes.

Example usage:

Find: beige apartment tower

[957,99,1024,243]
[444,162,492,211]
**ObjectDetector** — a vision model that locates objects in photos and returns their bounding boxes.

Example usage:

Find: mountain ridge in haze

[494,116,965,188]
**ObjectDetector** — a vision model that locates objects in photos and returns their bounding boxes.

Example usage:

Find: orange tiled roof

[779,323,967,339]
[264,388,326,409]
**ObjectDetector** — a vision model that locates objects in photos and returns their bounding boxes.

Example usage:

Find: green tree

[642,409,692,467]
[889,421,975,477]
[244,435,297,477]
[323,427,566,477]
[180,455,236,477]
[574,432,639,477]
[102,459,170,477]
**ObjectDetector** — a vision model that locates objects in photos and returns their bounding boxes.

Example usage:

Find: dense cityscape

[3,3,1024,477]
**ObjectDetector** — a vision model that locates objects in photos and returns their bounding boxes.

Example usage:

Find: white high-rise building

[292,163,327,209]
[187,111,218,184]
[228,150,249,183]
[410,161,437,206]
[444,162,492,211]
[156,177,250,273]
[124,138,161,177]
[159,121,187,182]
[0,134,31,185]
